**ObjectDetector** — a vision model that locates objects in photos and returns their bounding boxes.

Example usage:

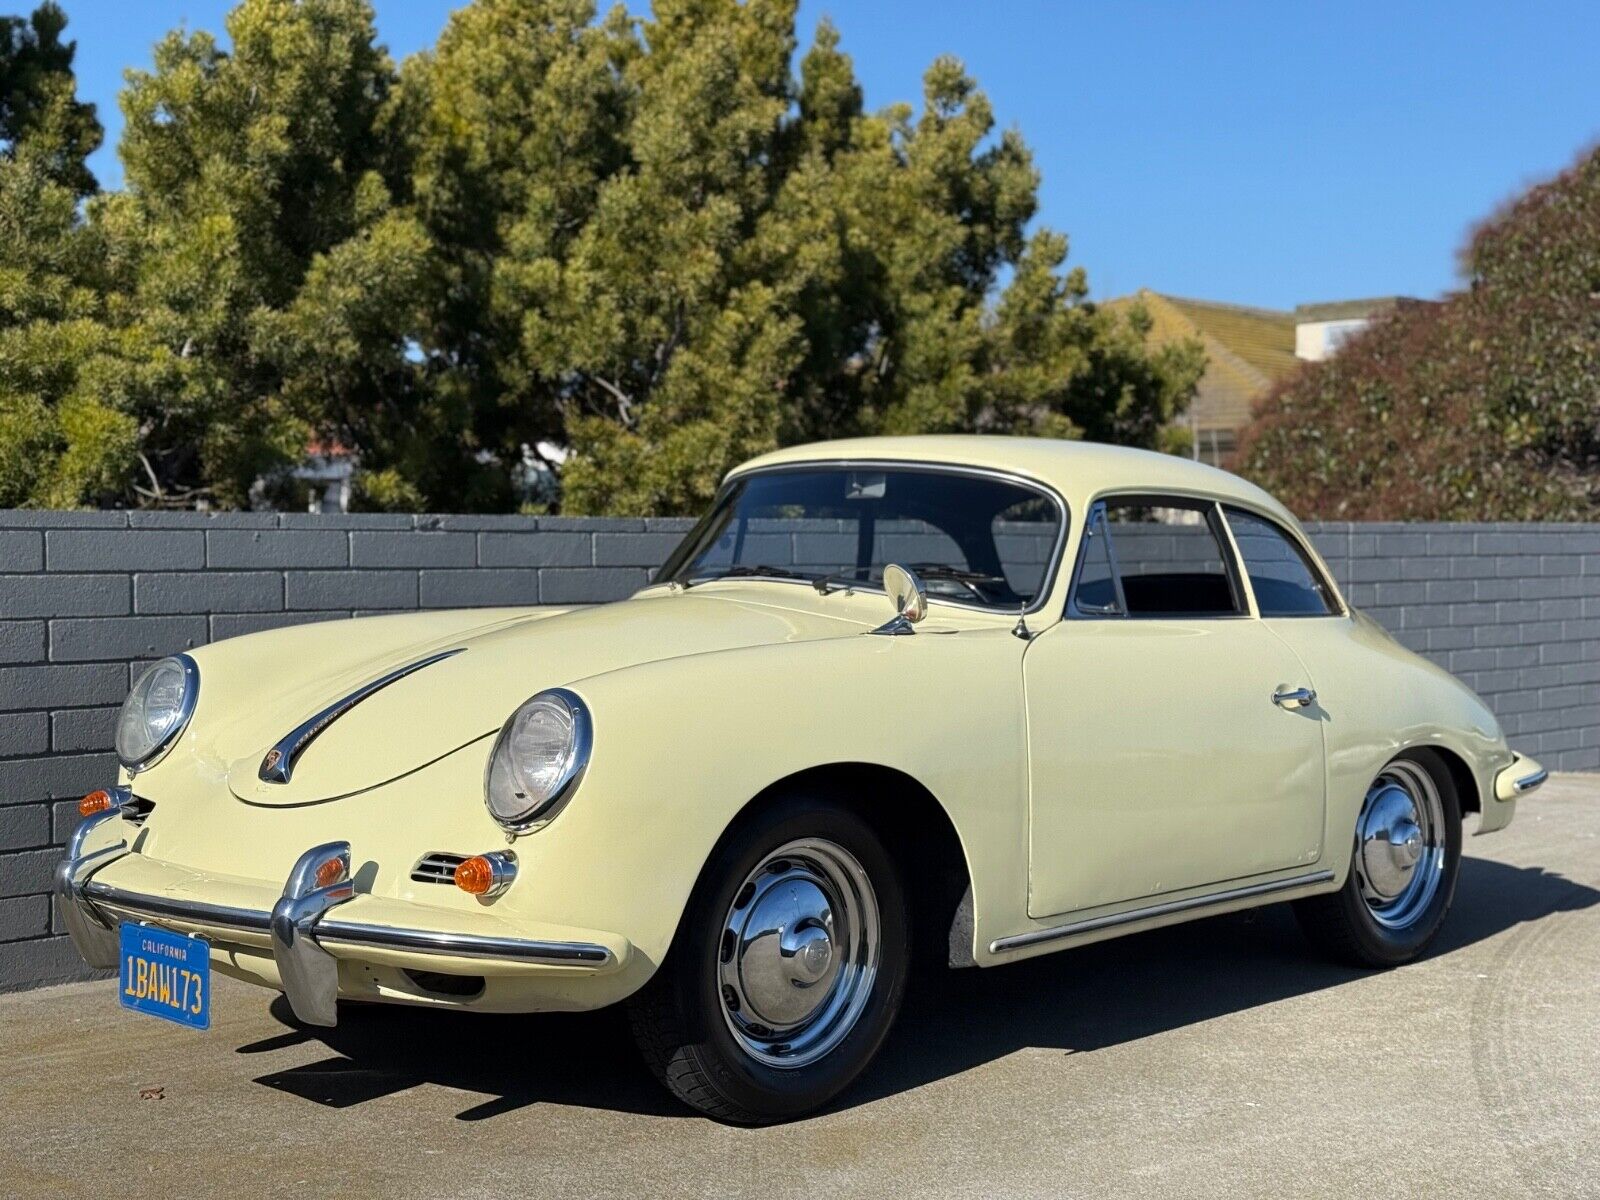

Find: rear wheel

[1295,750,1462,967]
[628,796,909,1124]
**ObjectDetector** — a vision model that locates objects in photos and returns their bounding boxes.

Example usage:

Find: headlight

[484,688,592,832]
[115,654,199,771]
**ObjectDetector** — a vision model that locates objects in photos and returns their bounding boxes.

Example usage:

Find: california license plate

[119,922,211,1030]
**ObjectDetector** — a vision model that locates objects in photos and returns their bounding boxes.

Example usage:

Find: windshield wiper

[685,563,811,588]
[904,563,1007,585]
[812,568,877,595]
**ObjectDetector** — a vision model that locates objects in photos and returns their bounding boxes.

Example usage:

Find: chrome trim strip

[79,880,613,966]
[989,869,1337,954]
[259,648,465,784]
[1513,768,1548,794]
[84,880,273,933]
[679,459,1073,617]
[315,921,610,965]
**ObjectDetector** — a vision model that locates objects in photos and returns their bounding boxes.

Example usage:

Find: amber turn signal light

[312,856,347,890]
[78,790,115,818]
[454,851,516,898]
[454,855,495,895]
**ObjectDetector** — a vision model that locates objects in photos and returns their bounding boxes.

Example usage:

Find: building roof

[733,435,1292,523]
[1106,290,1300,434]
[1293,296,1409,323]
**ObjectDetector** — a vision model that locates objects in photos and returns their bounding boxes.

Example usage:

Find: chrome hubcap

[1354,761,1445,929]
[718,838,880,1069]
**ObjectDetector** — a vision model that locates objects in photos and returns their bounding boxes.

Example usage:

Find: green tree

[2,0,1201,513]
[0,1,129,508]
[0,1,100,193]
[413,1,1200,514]
[100,0,427,509]
[1236,144,1600,520]
[396,0,633,509]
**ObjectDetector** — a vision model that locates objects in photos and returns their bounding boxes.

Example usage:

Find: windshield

[656,465,1065,611]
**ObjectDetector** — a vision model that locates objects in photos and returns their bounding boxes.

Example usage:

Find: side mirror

[873,564,926,636]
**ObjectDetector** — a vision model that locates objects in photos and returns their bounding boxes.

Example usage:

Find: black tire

[1294,749,1462,968]
[628,795,910,1124]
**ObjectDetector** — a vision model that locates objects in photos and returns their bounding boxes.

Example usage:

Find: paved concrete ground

[4,775,1598,1200]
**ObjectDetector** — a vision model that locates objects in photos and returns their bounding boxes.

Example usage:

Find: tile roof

[1293,296,1409,323]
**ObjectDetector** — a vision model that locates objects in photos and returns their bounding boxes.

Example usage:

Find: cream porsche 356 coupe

[58,436,1545,1123]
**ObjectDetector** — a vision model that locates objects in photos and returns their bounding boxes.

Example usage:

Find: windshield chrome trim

[677,459,1071,617]
[259,648,466,784]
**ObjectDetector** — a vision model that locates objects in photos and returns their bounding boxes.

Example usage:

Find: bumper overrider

[56,800,622,1027]
[1493,753,1547,803]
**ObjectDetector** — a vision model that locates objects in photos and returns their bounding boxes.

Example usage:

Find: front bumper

[1494,753,1548,803]
[56,808,625,1026]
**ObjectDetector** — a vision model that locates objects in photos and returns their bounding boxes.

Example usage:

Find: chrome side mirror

[872,564,926,636]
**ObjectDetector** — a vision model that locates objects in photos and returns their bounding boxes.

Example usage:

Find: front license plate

[118,922,210,1030]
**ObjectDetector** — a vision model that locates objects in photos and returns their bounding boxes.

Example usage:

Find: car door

[1022,495,1326,919]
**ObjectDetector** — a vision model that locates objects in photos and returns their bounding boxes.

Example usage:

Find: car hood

[185,591,870,807]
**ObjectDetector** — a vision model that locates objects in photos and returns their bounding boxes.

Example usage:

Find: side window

[990,496,1058,600]
[1070,498,1243,618]
[1224,507,1337,616]
[1072,505,1122,614]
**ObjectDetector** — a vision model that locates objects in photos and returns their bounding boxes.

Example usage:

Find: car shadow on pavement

[243,856,1597,1122]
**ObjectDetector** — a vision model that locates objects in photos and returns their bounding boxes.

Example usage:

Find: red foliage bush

[1235,145,1600,520]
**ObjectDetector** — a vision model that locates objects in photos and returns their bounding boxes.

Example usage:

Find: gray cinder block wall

[1,511,1597,991]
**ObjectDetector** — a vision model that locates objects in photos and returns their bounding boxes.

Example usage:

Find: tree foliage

[1,1,99,193]
[0,0,1202,513]
[1236,144,1600,521]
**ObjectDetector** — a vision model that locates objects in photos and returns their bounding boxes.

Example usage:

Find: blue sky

[60,0,1600,310]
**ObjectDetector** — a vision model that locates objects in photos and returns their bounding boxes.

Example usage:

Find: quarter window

[1224,507,1337,616]
[1070,499,1243,618]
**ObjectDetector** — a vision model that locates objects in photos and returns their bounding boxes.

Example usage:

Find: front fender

[553,627,1030,972]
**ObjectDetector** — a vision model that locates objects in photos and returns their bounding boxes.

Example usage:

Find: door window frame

[1064,492,1251,621]
[1217,504,1346,618]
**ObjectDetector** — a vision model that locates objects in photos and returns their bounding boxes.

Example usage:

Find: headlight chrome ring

[483,688,592,834]
[115,653,200,773]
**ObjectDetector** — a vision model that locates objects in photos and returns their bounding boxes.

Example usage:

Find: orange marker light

[454,855,495,896]
[313,856,347,890]
[78,790,114,818]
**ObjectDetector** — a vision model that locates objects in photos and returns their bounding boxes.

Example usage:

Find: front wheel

[1294,750,1462,967]
[628,797,909,1124]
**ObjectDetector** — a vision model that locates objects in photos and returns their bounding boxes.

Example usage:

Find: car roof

[732,435,1298,525]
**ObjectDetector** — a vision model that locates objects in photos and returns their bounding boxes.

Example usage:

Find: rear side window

[1224,507,1337,616]
[1070,499,1243,617]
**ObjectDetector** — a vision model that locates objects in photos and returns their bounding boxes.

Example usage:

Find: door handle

[1273,686,1317,710]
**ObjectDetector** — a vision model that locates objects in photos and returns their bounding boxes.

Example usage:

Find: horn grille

[410,852,469,884]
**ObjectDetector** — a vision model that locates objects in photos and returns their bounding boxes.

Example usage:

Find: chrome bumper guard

[56,817,614,1028]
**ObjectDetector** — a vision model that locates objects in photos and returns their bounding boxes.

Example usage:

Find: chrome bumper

[1493,753,1548,804]
[56,813,614,1028]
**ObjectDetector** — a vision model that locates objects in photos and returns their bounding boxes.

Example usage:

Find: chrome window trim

[667,459,1072,617]
[483,687,593,835]
[259,648,465,784]
[118,653,201,773]
[1218,503,1346,619]
[990,869,1336,954]
[1064,493,1251,621]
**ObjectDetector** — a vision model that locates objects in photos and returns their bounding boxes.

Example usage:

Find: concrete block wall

[1,511,1596,991]
[0,510,693,990]
[1303,523,1600,767]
